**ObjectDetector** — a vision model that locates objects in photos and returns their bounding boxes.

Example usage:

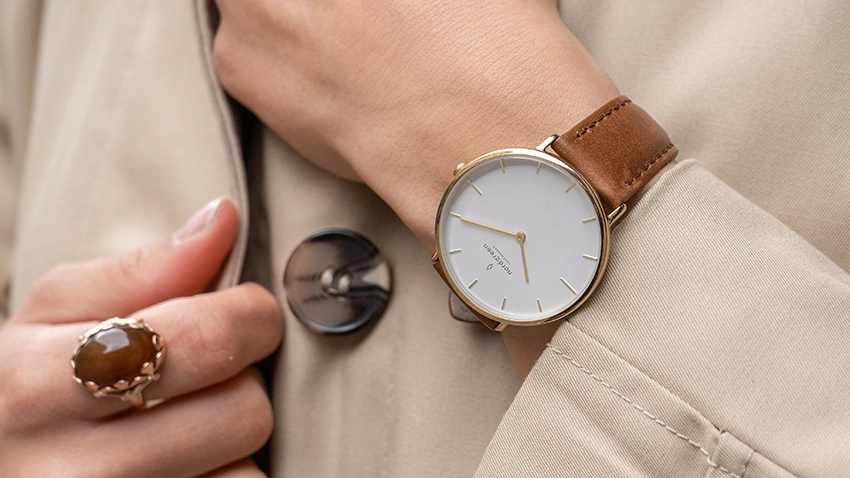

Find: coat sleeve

[0,0,43,323]
[476,160,849,478]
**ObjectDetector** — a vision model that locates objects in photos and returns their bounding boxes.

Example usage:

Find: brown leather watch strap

[551,96,678,214]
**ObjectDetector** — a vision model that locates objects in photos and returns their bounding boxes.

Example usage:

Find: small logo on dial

[483,243,513,275]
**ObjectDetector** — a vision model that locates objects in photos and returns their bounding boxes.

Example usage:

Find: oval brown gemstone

[74,325,158,386]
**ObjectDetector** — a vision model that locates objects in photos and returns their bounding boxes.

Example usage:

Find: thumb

[14,198,240,324]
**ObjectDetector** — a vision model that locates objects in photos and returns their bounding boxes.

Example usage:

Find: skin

[213,0,618,377]
[0,199,281,477]
[1,2,621,474]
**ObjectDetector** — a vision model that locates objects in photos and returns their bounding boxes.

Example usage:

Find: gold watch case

[432,135,625,331]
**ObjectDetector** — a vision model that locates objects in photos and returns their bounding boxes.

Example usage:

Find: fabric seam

[546,343,744,478]
[191,0,249,288]
[741,448,755,478]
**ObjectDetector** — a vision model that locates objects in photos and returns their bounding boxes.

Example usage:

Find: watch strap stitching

[574,98,632,139]
[552,96,678,213]
[625,143,675,186]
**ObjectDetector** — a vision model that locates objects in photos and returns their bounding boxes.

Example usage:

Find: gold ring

[71,317,164,407]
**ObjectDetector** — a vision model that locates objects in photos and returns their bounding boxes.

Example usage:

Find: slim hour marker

[536,162,542,174]
[449,212,461,218]
[582,217,597,223]
[560,277,577,294]
[468,279,478,289]
[500,159,505,173]
[582,254,598,261]
[449,249,462,254]
[537,299,542,312]
[565,183,575,193]
[467,179,483,195]
[501,297,507,310]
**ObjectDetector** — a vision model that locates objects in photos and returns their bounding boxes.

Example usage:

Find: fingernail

[173,198,226,243]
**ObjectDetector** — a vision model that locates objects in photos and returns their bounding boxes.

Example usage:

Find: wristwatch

[432,96,677,331]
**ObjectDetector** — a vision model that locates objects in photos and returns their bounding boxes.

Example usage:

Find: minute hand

[459,217,516,236]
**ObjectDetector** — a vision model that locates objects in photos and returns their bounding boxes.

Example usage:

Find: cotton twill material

[1,0,848,477]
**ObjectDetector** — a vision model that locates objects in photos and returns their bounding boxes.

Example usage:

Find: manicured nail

[173,198,225,243]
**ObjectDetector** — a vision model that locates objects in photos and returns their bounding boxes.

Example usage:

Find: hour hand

[458,217,516,236]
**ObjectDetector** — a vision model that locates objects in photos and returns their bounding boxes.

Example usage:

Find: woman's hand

[0,199,283,477]
[213,0,618,248]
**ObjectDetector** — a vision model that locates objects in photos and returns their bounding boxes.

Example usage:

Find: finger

[4,282,282,422]
[203,460,266,478]
[103,370,272,478]
[13,197,240,324]
[44,370,272,478]
[138,282,282,405]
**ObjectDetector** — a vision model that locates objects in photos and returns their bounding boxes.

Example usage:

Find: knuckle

[173,284,282,379]
[227,284,284,357]
[19,263,78,315]
[229,375,274,454]
[33,263,75,292]
[0,356,55,430]
[212,32,238,91]
[235,282,283,332]
[190,304,242,377]
[114,247,153,288]
[39,459,103,478]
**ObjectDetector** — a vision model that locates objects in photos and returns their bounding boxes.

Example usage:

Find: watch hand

[459,217,516,237]
[516,231,530,283]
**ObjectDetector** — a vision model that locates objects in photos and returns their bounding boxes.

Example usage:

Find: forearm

[347,8,619,249]
[214,0,618,251]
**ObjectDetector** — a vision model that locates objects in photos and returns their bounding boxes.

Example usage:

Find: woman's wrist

[339,16,618,251]
[215,0,618,252]
[215,0,620,378]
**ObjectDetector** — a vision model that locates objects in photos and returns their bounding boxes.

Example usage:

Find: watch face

[435,149,610,325]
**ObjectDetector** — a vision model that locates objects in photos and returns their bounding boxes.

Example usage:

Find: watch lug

[535,134,560,152]
[432,253,448,282]
[433,254,507,332]
[453,162,466,177]
[477,315,507,331]
[607,203,628,225]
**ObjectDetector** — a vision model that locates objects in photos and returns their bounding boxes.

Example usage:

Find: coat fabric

[1,1,848,476]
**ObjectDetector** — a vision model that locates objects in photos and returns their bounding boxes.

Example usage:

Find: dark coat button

[283,229,391,335]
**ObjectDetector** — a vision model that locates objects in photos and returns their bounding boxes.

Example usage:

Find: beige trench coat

[1,1,848,476]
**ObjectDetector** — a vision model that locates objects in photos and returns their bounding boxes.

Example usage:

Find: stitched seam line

[574,99,632,138]
[741,448,755,478]
[546,344,742,478]
[624,143,674,186]
[192,0,250,286]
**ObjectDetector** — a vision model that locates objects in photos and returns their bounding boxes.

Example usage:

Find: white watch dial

[436,150,607,324]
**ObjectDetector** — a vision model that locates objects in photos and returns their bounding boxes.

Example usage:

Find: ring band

[71,317,164,407]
